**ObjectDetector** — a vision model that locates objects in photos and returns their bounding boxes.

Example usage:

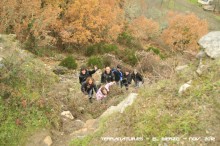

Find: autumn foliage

[0,0,124,48]
[128,16,159,41]
[162,12,208,52]
[0,0,60,46]
[57,0,124,46]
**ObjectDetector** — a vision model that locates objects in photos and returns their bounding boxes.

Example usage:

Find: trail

[55,93,138,146]
[26,56,139,146]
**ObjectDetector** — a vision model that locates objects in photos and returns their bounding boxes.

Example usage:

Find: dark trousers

[84,89,93,98]
[121,79,129,88]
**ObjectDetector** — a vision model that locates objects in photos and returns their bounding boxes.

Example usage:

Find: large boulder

[198,31,220,59]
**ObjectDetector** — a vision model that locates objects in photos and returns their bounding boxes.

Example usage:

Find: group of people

[79,65,144,103]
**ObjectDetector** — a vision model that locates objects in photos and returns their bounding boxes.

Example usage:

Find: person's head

[117,65,121,71]
[86,77,94,85]
[125,71,130,75]
[134,69,137,75]
[101,87,108,95]
[81,66,87,75]
[105,66,111,74]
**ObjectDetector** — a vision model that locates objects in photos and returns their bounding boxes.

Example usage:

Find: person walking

[121,70,132,90]
[79,65,98,84]
[96,81,115,102]
[131,69,144,88]
[101,66,115,84]
[81,77,98,103]
[112,65,123,87]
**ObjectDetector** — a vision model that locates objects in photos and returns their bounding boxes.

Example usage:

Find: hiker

[101,66,115,84]
[112,65,123,87]
[131,69,144,87]
[81,77,98,103]
[79,65,98,85]
[96,81,115,102]
[121,70,132,90]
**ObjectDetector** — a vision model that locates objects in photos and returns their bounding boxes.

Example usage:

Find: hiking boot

[89,97,93,103]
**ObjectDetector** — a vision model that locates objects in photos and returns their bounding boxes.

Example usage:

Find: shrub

[87,56,103,69]
[128,16,160,41]
[59,56,78,69]
[85,43,118,56]
[162,12,208,52]
[85,44,100,56]
[102,57,112,67]
[117,32,134,46]
[97,43,118,55]
[148,46,165,59]
[126,52,138,66]
[118,48,138,66]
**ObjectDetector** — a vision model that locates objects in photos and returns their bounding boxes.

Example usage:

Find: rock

[175,65,188,72]
[178,80,192,95]
[43,136,53,146]
[71,119,98,137]
[61,111,74,120]
[100,93,138,118]
[61,118,85,134]
[0,57,4,68]
[198,31,220,59]
[0,63,3,69]
[53,66,68,75]
[78,107,85,114]
[196,50,207,59]
[74,120,85,129]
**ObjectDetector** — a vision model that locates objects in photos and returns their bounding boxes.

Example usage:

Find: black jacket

[131,72,144,82]
[81,82,98,94]
[101,71,115,83]
[123,73,132,84]
[112,69,123,82]
[79,69,97,84]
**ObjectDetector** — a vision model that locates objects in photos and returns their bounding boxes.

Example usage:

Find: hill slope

[74,57,220,146]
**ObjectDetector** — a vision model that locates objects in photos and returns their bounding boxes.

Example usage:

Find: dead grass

[82,58,220,146]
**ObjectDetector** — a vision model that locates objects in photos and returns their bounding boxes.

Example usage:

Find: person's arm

[105,82,115,91]
[101,73,105,83]
[139,73,144,83]
[81,83,87,94]
[93,84,98,93]
[112,72,115,81]
[79,76,83,84]
[89,65,98,75]
[128,74,132,84]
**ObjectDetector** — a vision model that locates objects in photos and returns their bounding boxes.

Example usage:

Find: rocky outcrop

[198,31,220,59]
[61,111,74,120]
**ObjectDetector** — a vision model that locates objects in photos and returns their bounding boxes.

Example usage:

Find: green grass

[79,58,220,145]
[128,58,220,145]
[214,15,220,21]
[0,41,58,146]
[187,0,198,5]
